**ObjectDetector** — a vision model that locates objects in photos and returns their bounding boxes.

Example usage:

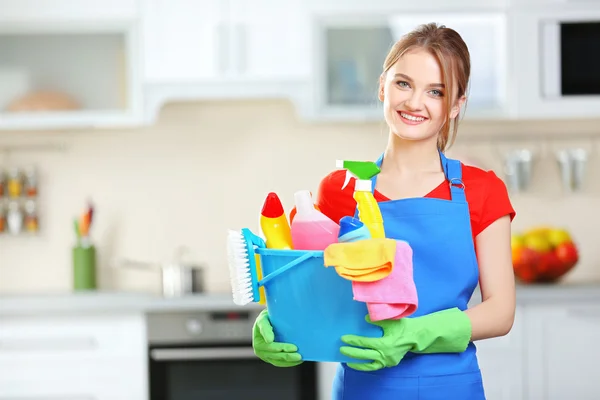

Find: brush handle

[241,228,266,302]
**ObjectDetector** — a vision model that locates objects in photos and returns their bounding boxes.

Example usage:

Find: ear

[378,74,385,102]
[450,95,466,119]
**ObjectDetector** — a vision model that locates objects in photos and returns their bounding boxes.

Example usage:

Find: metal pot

[118,247,206,297]
[160,263,205,297]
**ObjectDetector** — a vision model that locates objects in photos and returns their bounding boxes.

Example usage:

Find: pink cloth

[352,240,418,321]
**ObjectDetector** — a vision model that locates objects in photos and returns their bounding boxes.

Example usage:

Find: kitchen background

[1,1,600,399]
[1,102,600,294]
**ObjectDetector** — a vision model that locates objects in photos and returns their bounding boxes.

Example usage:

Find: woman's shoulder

[461,163,509,194]
[460,162,516,234]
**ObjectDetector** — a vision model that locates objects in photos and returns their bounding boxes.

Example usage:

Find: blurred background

[0,0,599,399]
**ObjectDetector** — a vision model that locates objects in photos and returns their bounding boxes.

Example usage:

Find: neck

[382,133,442,174]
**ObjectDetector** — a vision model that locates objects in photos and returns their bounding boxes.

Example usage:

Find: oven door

[149,343,317,400]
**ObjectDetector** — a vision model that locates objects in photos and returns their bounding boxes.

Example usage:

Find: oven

[147,308,318,400]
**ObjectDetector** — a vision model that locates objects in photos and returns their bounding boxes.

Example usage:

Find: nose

[405,90,425,111]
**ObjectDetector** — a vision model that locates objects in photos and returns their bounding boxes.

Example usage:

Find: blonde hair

[382,23,471,151]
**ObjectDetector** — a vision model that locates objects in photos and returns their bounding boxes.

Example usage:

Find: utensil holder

[73,244,97,290]
[556,148,588,192]
[503,149,534,193]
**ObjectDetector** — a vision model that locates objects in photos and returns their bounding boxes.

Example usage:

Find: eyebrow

[394,73,445,89]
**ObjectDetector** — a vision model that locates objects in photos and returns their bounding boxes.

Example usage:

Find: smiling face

[379,48,464,146]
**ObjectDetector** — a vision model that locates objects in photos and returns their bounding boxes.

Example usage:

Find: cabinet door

[0,0,138,23]
[0,314,147,400]
[228,0,311,80]
[387,13,508,118]
[314,12,508,121]
[525,305,600,400]
[476,308,524,400]
[141,0,226,82]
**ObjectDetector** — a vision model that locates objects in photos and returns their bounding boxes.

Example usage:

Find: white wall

[1,99,599,294]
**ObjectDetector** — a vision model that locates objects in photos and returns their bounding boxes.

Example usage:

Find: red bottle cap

[261,192,284,218]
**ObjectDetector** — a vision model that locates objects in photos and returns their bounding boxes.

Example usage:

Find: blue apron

[332,151,486,400]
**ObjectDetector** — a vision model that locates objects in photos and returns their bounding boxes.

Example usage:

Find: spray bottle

[336,160,385,239]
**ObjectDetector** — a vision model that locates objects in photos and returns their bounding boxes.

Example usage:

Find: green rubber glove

[252,309,303,367]
[340,307,472,371]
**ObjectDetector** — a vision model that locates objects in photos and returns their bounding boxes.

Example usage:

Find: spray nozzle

[336,160,381,190]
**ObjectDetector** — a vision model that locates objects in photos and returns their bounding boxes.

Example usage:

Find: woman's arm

[465,214,516,341]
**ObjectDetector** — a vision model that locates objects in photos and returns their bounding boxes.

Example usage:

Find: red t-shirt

[315,165,515,246]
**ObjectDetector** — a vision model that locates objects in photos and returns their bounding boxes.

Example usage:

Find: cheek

[385,87,407,107]
[427,99,446,119]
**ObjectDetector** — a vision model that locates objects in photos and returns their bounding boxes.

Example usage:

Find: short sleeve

[475,171,516,236]
[315,170,358,224]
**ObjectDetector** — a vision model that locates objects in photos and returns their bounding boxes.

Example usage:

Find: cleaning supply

[291,190,340,250]
[338,216,372,243]
[336,217,418,321]
[289,191,321,224]
[339,308,472,371]
[324,238,396,282]
[260,192,293,250]
[353,240,418,321]
[226,228,266,305]
[336,160,385,239]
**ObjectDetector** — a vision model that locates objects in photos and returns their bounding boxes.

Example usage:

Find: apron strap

[367,152,466,203]
[442,152,466,203]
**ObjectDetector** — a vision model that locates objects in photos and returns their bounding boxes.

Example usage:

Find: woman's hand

[340,308,471,371]
[252,309,303,367]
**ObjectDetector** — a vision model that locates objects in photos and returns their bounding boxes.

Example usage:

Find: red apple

[555,241,579,269]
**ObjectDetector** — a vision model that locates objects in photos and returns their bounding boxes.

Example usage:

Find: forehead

[388,49,443,84]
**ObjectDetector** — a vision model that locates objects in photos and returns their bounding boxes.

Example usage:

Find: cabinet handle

[150,347,256,361]
[216,22,229,73]
[235,23,247,74]
[0,337,97,352]
[566,308,600,319]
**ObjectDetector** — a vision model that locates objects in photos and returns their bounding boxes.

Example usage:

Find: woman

[252,23,516,399]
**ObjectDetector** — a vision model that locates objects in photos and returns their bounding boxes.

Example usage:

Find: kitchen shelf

[0,26,142,131]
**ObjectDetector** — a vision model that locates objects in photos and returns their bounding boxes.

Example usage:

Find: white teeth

[400,112,425,122]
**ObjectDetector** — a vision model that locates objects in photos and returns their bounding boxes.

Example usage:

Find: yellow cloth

[324,238,396,282]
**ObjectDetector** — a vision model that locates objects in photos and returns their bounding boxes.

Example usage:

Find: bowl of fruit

[511,226,579,283]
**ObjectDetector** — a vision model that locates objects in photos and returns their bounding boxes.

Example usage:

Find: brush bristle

[227,229,254,305]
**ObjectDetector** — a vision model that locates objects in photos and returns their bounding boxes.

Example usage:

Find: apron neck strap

[372,150,466,202]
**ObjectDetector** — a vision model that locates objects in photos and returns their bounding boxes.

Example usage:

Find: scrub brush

[227,228,266,305]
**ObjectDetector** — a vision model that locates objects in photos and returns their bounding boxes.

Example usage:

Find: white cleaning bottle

[291,190,340,250]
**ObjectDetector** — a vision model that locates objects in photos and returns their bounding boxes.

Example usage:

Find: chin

[390,126,436,142]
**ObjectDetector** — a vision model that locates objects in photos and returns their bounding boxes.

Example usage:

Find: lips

[397,111,428,124]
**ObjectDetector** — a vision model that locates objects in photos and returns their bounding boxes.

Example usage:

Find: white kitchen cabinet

[0,313,148,400]
[227,0,311,80]
[141,0,311,121]
[305,12,509,122]
[524,304,600,400]
[0,4,143,130]
[0,0,138,24]
[318,362,338,400]
[305,0,508,14]
[476,307,524,400]
[141,0,226,83]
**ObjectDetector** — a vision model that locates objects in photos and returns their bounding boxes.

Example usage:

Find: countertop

[0,291,264,317]
[1,283,600,317]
